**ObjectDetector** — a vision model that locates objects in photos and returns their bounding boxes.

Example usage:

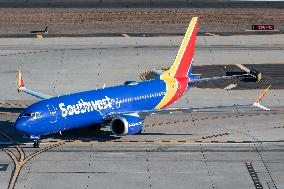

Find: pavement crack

[254,144,278,189]
[200,144,215,189]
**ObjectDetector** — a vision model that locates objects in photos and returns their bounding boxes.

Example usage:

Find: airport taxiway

[0,34,283,189]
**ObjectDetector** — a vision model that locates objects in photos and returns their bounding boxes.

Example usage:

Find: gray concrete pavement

[11,142,284,189]
[0,35,283,189]
[0,35,283,100]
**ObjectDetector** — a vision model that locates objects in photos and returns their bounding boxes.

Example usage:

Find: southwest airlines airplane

[15,17,270,148]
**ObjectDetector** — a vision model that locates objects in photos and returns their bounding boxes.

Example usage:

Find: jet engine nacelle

[110,114,143,135]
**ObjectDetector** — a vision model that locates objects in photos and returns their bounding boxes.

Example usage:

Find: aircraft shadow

[45,127,121,142]
[0,107,25,113]
[0,120,27,148]
[0,120,122,148]
[0,119,194,147]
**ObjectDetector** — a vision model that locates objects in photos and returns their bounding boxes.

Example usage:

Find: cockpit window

[20,113,31,117]
[20,112,40,119]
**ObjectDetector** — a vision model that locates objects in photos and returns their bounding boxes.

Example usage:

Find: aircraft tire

[33,140,40,148]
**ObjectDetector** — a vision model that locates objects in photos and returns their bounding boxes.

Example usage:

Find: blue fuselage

[15,79,181,136]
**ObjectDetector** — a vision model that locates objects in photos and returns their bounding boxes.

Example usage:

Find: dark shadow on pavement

[43,126,121,142]
[0,107,25,113]
[0,120,121,149]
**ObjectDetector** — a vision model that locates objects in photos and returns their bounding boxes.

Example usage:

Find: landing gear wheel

[33,140,40,148]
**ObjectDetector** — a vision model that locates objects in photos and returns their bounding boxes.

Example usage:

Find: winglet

[253,85,271,111]
[18,69,25,91]
[255,85,271,103]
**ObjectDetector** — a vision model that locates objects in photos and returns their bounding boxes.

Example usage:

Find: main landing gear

[33,140,40,148]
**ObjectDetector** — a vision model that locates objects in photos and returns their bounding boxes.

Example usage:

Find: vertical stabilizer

[155,17,199,109]
[161,17,198,79]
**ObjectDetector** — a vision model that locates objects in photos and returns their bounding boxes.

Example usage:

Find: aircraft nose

[14,117,28,133]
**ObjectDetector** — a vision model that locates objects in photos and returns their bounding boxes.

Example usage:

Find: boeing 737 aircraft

[15,17,270,148]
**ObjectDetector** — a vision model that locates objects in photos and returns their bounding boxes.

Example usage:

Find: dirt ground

[0,8,283,35]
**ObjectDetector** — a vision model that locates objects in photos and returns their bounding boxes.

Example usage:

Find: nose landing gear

[33,140,40,148]
[30,135,40,148]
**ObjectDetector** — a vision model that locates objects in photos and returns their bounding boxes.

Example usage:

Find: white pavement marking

[105,153,125,155]
[122,33,130,38]
[224,84,237,90]
[205,33,219,36]
[236,64,250,73]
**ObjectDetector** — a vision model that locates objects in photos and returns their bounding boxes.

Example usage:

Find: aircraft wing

[104,85,271,120]
[18,69,52,100]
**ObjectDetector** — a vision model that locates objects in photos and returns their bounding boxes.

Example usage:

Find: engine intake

[110,114,143,135]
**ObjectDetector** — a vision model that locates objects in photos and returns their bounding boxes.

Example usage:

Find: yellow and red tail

[161,17,198,79]
[18,69,25,90]
[155,17,199,109]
